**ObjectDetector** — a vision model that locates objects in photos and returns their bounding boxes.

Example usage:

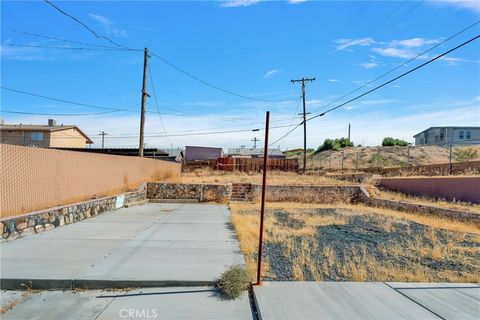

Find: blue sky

[1,0,479,149]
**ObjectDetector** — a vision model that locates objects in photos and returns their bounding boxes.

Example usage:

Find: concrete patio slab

[0,203,243,289]
[252,282,440,320]
[96,287,253,320]
[1,287,253,320]
[0,290,114,320]
[393,284,480,320]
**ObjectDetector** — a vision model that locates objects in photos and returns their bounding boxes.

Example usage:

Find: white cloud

[88,13,127,38]
[334,38,376,51]
[263,69,281,79]
[360,99,396,105]
[328,79,340,82]
[360,62,379,69]
[390,38,440,48]
[431,0,480,12]
[372,47,415,59]
[220,0,261,7]
[288,0,307,4]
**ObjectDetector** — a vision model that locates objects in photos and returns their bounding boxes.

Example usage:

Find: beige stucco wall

[0,144,181,217]
[49,128,90,148]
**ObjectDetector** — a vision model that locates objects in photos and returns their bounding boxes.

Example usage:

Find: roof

[228,147,283,156]
[1,124,93,144]
[53,147,168,157]
[413,126,480,137]
[184,146,223,161]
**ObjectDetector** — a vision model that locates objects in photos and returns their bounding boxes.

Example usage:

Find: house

[227,147,286,159]
[184,146,223,161]
[414,126,480,146]
[0,119,93,148]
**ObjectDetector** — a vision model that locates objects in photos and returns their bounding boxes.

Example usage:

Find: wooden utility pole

[251,137,260,149]
[139,47,150,157]
[99,131,108,148]
[348,123,351,144]
[256,111,270,286]
[291,77,315,173]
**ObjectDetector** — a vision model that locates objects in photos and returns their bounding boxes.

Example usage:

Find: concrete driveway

[0,203,244,289]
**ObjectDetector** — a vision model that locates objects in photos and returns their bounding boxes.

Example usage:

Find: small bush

[217,265,250,299]
[453,148,478,162]
[382,137,409,146]
[316,137,353,152]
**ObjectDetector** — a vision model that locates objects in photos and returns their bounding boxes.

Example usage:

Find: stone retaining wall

[251,185,364,204]
[0,186,146,241]
[147,183,232,202]
[358,187,480,225]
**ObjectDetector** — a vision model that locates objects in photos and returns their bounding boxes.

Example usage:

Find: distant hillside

[288,145,480,170]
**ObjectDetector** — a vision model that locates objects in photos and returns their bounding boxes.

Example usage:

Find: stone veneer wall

[0,187,146,241]
[147,183,232,202]
[251,185,364,204]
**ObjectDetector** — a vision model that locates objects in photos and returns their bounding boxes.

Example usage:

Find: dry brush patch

[230,202,480,283]
[165,168,353,186]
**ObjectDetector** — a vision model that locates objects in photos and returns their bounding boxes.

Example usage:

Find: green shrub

[382,137,409,146]
[316,137,353,152]
[453,148,478,162]
[217,265,250,299]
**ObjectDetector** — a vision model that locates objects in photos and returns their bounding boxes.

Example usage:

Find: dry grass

[307,145,480,170]
[375,189,480,213]
[164,168,353,185]
[230,202,480,282]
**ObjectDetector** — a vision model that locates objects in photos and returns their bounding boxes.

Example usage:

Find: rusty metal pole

[139,47,149,157]
[256,111,270,286]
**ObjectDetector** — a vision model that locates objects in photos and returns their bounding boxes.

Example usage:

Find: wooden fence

[183,158,298,172]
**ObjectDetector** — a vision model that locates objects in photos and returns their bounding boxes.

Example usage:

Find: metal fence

[0,144,181,217]
[183,157,299,172]
[309,143,480,174]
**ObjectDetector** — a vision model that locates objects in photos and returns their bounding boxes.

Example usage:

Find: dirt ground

[230,202,480,283]
[297,145,480,170]
[164,169,354,185]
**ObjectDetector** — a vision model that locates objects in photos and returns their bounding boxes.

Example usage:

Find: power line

[147,64,172,144]
[271,33,480,145]
[312,19,480,114]
[113,124,294,138]
[308,34,480,121]
[4,43,131,52]
[43,0,133,51]
[7,28,127,49]
[384,0,424,31]
[149,52,292,103]
[1,86,138,112]
[42,0,294,103]
[0,110,118,116]
[1,86,301,123]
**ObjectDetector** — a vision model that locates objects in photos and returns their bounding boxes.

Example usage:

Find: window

[459,131,465,140]
[30,132,44,141]
[466,131,472,140]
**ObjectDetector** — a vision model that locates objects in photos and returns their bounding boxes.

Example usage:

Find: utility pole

[291,77,315,173]
[139,47,150,157]
[251,137,260,149]
[256,111,270,286]
[99,131,108,148]
[347,123,351,144]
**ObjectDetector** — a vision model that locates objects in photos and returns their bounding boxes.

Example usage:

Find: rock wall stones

[251,184,364,204]
[1,188,146,241]
[147,183,232,202]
